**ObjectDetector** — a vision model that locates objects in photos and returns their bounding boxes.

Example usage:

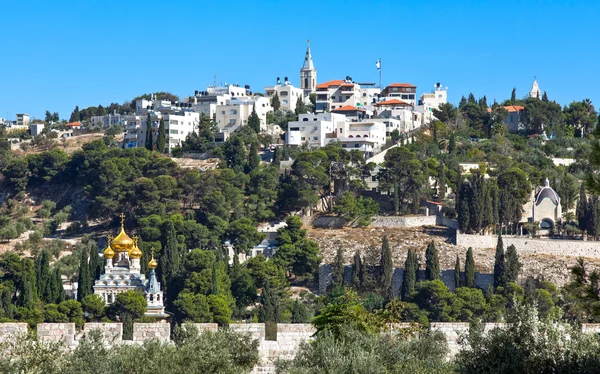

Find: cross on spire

[120,213,125,226]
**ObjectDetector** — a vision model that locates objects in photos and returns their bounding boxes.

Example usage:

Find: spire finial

[151,248,155,259]
[120,212,125,227]
[107,234,113,244]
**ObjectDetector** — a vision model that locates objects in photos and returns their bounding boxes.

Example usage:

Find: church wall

[533,199,560,223]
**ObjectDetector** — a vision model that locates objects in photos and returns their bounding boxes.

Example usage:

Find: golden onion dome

[103,244,115,259]
[148,249,158,269]
[129,236,143,259]
[112,214,134,252]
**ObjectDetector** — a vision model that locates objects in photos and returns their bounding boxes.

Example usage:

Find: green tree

[273,216,321,281]
[69,105,80,123]
[81,294,105,321]
[35,250,52,303]
[380,236,393,300]
[504,244,521,285]
[425,241,440,281]
[145,114,153,151]
[465,247,475,288]
[247,143,260,172]
[511,87,516,102]
[351,250,363,291]
[438,162,446,199]
[494,235,505,288]
[229,255,257,311]
[401,249,417,301]
[156,119,166,153]
[577,183,588,231]
[260,281,279,322]
[76,249,90,302]
[248,104,261,133]
[271,93,281,112]
[109,291,147,340]
[454,255,461,289]
[332,248,345,289]
[378,147,427,214]
[291,299,309,323]
[295,97,307,116]
[161,219,182,305]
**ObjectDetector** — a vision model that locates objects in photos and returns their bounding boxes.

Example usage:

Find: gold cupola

[103,235,115,259]
[111,213,134,252]
[148,248,158,269]
[129,236,143,259]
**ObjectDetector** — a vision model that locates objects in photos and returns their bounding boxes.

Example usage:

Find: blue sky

[1,0,599,120]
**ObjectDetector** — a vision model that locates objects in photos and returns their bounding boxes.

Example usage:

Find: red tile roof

[487,105,525,113]
[374,99,411,107]
[66,122,81,127]
[386,83,416,88]
[340,83,355,87]
[331,105,365,112]
[316,80,345,89]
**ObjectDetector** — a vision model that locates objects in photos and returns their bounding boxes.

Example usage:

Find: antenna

[214,73,217,87]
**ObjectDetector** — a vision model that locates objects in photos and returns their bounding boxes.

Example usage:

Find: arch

[149,294,154,302]
[349,135,354,138]
[304,78,308,88]
[156,294,160,301]
[540,218,553,230]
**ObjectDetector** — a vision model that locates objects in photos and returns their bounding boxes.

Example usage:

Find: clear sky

[1,0,599,120]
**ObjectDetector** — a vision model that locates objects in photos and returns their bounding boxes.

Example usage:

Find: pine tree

[380,236,393,299]
[448,132,456,153]
[211,260,219,295]
[454,255,461,289]
[493,235,505,288]
[467,93,476,104]
[439,163,446,199]
[401,249,416,300]
[248,104,261,133]
[247,143,260,172]
[504,244,521,284]
[271,93,281,112]
[69,105,80,123]
[157,119,166,153]
[511,88,517,102]
[1,288,12,318]
[425,241,440,281]
[332,248,344,289]
[542,91,549,102]
[465,247,475,288]
[577,183,588,231]
[351,250,363,290]
[459,96,467,110]
[145,114,153,151]
[295,97,307,116]
[77,248,91,302]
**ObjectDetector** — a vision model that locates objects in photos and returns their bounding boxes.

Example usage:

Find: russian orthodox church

[529,79,542,99]
[93,214,167,318]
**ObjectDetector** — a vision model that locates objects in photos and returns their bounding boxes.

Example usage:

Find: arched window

[149,294,154,302]
[156,294,160,301]
[304,78,308,88]
[540,219,553,230]
[349,135,354,138]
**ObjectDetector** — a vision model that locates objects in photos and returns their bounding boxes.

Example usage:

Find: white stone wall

[132,323,170,342]
[83,323,123,345]
[37,323,76,346]
[371,215,437,227]
[456,234,600,259]
[0,323,27,343]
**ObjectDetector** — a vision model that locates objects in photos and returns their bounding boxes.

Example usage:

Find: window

[339,128,343,133]
[170,120,178,125]
[303,118,309,121]
[301,137,305,140]
[229,109,237,115]
[354,144,360,148]
[371,176,377,182]
[409,94,415,100]
[283,100,288,104]
[342,144,347,148]
[304,78,308,88]
[170,130,178,134]
[290,127,300,131]
[313,136,318,140]
[332,96,336,99]
[221,111,225,114]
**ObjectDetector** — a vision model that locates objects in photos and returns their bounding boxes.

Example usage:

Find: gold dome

[129,236,143,259]
[103,241,115,259]
[112,214,134,252]
[148,248,158,269]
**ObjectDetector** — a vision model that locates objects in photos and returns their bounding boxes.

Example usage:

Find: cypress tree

[295,97,307,116]
[504,244,521,284]
[89,245,101,284]
[425,241,440,281]
[161,219,181,286]
[332,248,344,289]
[542,91,549,102]
[261,281,279,323]
[77,248,91,302]
[577,183,588,231]
[271,93,281,112]
[380,236,393,299]
[511,88,517,102]
[1,288,12,318]
[401,249,416,300]
[157,119,166,153]
[36,250,52,303]
[19,258,38,307]
[454,254,461,289]
[291,299,309,323]
[211,260,219,295]
[247,143,260,172]
[351,250,363,290]
[248,104,261,133]
[458,187,470,232]
[145,114,153,151]
[448,132,456,154]
[439,163,446,199]
[493,235,505,288]
[52,267,66,303]
[465,247,475,288]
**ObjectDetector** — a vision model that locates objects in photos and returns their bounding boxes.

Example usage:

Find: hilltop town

[2,41,600,373]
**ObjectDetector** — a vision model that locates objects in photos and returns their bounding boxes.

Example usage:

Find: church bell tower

[300,40,317,96]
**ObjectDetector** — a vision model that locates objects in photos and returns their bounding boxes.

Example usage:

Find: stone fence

[455,233,600,258]
[2,322,600,374]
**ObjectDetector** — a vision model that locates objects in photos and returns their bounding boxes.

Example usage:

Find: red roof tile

[387,83,416,88]
[331,105,365,112]
[374,99,411,106]
[316,80,345,89]
[66,122,81,127]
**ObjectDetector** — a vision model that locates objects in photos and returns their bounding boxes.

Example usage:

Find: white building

[379,83,417,106]
[315,78,381,113]
[286,113,386,156]
[373,99,422,135]
[94,217,167,319]
[16,114,30,127]
[265,78,304,112]
[214,96,271,139]
[126,110,200,153]
[529,79,542,99]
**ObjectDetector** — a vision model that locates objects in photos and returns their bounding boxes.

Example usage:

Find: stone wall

[0,323,27,343]
[312,216,348,228]
[455,233,600,259]
[132,323,170,343]
[37,323,76,346]
[371,215,437,228]
[83,323,123,345]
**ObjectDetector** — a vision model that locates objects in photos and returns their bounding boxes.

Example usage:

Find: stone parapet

[37,323,76,346]
[132,323,170,342]
[0,323,28,343]
[83,323,123,345]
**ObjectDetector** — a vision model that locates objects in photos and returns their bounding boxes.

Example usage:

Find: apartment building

[16,113,30,127]
[264,78,304,112]
[214,96,271,139]
[380,83,417,105]
[315,78,381,113]
[126,110,200,153]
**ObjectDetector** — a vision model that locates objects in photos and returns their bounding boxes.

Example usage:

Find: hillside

[307,225,600,287]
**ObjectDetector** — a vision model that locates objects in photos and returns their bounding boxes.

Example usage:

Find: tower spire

[302,39,314,70]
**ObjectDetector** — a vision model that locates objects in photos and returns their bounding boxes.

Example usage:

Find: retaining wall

[371,215,437,227]
[456,234,600,258]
